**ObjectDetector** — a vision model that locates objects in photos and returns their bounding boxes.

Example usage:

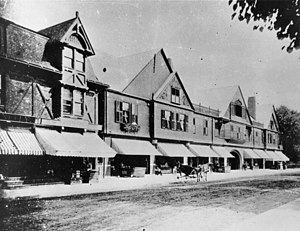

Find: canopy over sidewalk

[36,128,116,157]
[157,143,196,157]
[111,138,162,156]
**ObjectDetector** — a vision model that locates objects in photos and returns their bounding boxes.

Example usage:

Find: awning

[253,149,271,159]
[7,129,44,155]
[157,143,196,157]
[274,151,289,161]
[265,150,282,161]
[188,144,219,158]
[243,149,262,159]
[0,129,18,154]
[36,128,116,157]
[212,146,235,158]
[111,138,162,156]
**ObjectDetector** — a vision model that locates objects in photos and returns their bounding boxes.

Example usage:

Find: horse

[176,163,201,182]
[198,163,209,182]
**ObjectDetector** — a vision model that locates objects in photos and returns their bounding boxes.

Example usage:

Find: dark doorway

[229,151,241,170]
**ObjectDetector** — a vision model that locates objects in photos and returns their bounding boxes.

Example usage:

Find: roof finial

[76,11,79,18]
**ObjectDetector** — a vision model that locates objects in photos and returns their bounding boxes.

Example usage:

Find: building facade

[0,13,289,186]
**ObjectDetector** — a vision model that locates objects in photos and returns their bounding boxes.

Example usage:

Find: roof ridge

[38,17,76,33]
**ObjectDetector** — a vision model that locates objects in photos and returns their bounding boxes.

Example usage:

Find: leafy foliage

[276,105,300,162]
[230,0,300,52]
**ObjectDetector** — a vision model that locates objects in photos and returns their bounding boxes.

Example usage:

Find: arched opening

[228,150,241,170]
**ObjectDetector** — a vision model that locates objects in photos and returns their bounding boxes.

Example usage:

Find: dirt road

[1,172,300,231]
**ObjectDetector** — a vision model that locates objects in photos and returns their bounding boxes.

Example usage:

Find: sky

[4,0,300,111]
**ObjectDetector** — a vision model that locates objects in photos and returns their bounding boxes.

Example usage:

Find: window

[162,110,170,129]
[214,121,221,137]
[235,104,242,117]
[230,125,234,138]
[63,47,85,72]
[171,87,180,104]
[73,90,84,116]
[75,51,85,72]
[203,119,209,136]
[122,102,130,123]
[184,115,189,132]
[247,127,252,142]
[237,127,241,140]
[115,101,138,124]
[193,118,196,134]
[161,110,187,132]
[63,47,73,69]
[63,88,73,115]
[231,100,244,118]
[270,120,274,130]
[132,104,138,123]
[63,88,85,117]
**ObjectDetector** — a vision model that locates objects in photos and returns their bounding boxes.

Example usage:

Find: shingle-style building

[0,12,116,186]
[0,13,289,186]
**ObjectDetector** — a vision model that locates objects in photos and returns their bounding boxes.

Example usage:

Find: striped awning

[0,129,43,155]
[157,143,196,157]
[243,149,262,159]
[111,138,162,156]
[36,128,116,158]
[253,149,271,159]
[0,129,18,154]
[274,151,289,161]
[188,145,219,158]
[265,150,282,161]
[212,146,235,158]
[7,129,44,155]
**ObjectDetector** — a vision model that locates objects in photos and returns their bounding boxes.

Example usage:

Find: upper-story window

[235,101,243,117]
[203,119,209,136]
[171,87,180,104]
[115,101,138,124]
[63,47,85,73]
[63,87,84,117]
[161,110,188,132]
[270,120,275,130]
[237,127,241,140]
[193,118,196,134]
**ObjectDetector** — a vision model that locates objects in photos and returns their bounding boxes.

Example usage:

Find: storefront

[35,127,116,183]
[188,144,219,167]
[0,128,44,179]
[111,138,162,176]
[156,143,196,171]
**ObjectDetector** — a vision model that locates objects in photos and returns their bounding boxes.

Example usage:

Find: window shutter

[230,103,235,116]
[161,110,165,128]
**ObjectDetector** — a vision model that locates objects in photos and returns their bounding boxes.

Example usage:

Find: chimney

[167,58,173,72]
[248,96,256,120]
[76,11,79,18]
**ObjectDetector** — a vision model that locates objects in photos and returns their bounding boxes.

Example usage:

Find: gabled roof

[39,12,95,55]
[256,104,278,130]
[39,18,75,43]
[89,49,161,91]
[190,85,239,117]
[153,72,194,110]
[123,49,173,99]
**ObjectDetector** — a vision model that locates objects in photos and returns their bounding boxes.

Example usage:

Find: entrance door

[229,151,241,169]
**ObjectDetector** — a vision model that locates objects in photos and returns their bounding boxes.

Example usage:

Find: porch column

[104,157,110,177]
[183,156,188,165]
[251,159,254,168]
[224,157,228,166]
[263,159,266,169]
[149,155,155,175]
[208,157,212,164]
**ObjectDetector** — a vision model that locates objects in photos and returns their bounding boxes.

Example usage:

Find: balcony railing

[193,104,220,117]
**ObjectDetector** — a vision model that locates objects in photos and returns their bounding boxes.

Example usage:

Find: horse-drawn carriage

[176,163,209,182]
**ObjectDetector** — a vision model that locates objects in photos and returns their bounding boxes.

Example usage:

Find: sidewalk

[221,197,300,231]
[1,168,300,199]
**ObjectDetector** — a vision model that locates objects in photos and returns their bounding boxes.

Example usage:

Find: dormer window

[171,87,180,104]
[270,120,274,130]
[231,100,244,118]
[63,47,85,73]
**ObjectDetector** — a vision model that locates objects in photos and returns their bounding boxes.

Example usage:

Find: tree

[276,105,300,163]
[230,0,300,53]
